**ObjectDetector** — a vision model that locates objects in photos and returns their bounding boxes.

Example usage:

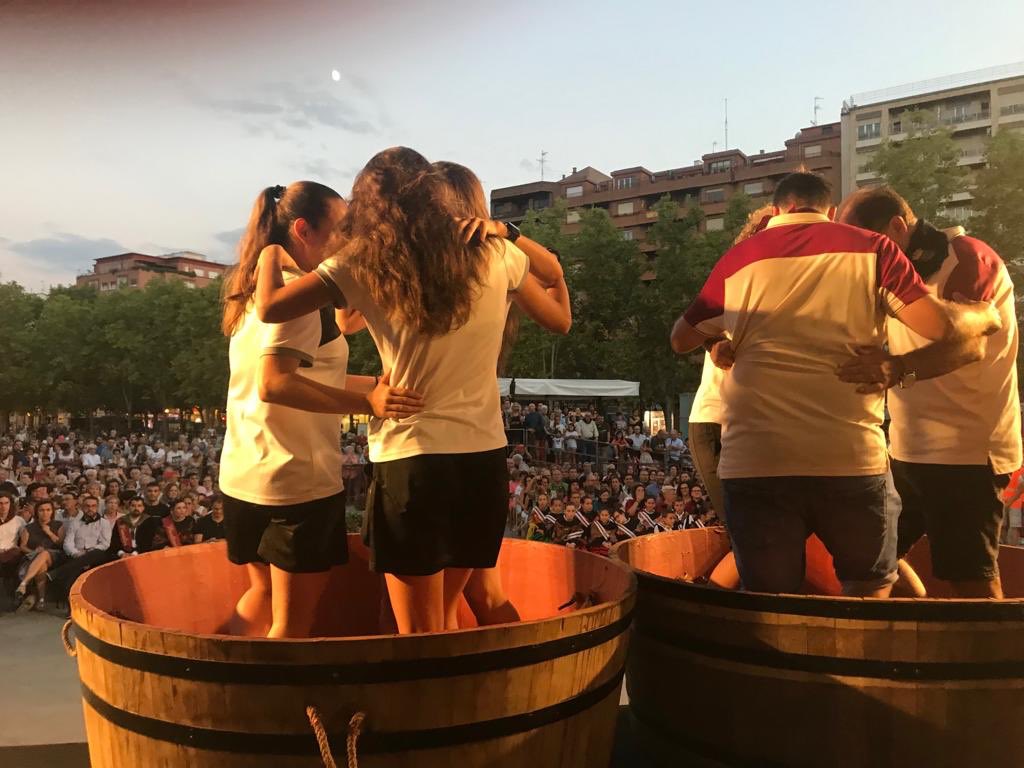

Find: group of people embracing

[218,147,570,637]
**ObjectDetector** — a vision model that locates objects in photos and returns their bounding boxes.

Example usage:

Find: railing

[1001,103,1024,116]
[940,110,990,126]
[504,428,693,476]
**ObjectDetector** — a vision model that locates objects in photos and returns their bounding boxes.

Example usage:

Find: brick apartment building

[490,122,841,257]
[76,251,228,291]
[840,62,1024,220]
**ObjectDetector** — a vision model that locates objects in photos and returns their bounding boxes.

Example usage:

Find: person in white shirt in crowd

[147,441,167,468]
[836,187,1020,598]
[46,494,112,599]
[0,492,28,577]
[576,411,600,463]
[80,444,102,470]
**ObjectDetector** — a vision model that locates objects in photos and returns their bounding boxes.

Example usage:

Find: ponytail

[221,181,342,336]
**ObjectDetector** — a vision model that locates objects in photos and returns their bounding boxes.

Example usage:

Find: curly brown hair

[733,204,776,245]
[338,147,486,337]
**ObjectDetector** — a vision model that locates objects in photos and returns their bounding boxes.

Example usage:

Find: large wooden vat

[612,527,1024,768]
[68,536,635,767]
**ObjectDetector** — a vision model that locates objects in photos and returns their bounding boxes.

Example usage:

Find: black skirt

[364,447,508,575]
[223,489,348,574]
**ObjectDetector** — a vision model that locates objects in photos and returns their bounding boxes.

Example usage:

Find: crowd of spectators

[502,399,722,555]
[0,402,712,612]
[0,425,227,614]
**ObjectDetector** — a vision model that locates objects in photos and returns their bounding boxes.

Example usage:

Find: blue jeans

[722,474,897,594]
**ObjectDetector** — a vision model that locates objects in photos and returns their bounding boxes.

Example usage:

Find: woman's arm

[254,245,334,323]
[344,374,378,395]
[259,356,425,420]
[18,527,31,554]
[512,273,572,335]
[458,219,563,287]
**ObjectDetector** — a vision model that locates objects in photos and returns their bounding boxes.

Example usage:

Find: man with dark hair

[837,186,1020,598]
[669,172,1000,597]
[143,481,169,518]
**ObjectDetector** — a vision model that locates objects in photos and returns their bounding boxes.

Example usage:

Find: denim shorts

[722,474,896,594]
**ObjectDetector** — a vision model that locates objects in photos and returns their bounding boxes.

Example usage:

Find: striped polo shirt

[684,211,928,480]
[887,227,1021,474]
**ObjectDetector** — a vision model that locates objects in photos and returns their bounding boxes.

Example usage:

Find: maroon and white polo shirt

[684,211,928,479]
[887,227,1022,474]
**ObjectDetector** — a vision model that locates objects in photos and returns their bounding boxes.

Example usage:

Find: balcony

[1001,103,1024,117]
[856,170,879,182]
[855,136,882,148]
[957,150,986,167]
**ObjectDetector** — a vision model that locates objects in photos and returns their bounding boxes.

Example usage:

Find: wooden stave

[613,529,1024,768]
[69,538,636,768]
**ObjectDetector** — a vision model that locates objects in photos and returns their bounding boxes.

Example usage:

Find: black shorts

[892,460,1009,581]
[223,490,348,574]
[364,448,508,576]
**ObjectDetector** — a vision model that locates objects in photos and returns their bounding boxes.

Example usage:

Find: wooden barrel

[68,536,635,767]
[612,528,1024,768]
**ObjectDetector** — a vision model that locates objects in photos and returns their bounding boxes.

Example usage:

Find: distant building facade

[840,62,1024,218]
[489,122,841,257]
[76,251,227,291]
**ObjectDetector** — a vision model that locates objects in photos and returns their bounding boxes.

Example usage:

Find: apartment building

[490,122,841,256]
[840,62,1024,217]
[76,251,227,291]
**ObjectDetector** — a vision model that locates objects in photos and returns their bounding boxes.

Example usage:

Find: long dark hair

[338,148,484,337]
[433,159,521,371]
[221,181,342,336]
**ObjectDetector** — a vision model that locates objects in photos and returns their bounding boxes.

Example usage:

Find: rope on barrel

[306,707,366,768]
[306,706,338,768]
[61,619,77,658]
[346,712,366,768]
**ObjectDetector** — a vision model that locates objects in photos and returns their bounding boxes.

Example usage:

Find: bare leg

[18,551,52,593]
[267,566,332,638]
[891,559,928,598]
[385,572,444,634]
[950,577,1003,599]
[842,582,893,599]
[441,567,474,631]
[463,567,521,626]
[230,563,272,636]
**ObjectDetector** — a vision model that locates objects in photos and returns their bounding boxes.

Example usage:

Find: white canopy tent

[497,378,640,398]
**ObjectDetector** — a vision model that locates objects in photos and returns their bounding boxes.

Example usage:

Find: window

[194,268,205,278]
[117,277,128,287]
[706,217,725,232]
[566,210,581,224]
[614,176,635,190]
[742,181,764,195]
[566,185,583,198]
[857,121,881,140]
[709,160,731,174]
[184,281,196,289]
[617,202,635,216]
[803,144,822,158]
[621,230,635,241]
[704,188,726,203]
[891,119,902,134]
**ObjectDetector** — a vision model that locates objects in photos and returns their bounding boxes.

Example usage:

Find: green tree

[970,129,1024,264]
[0,283,44,433]
[866,110,968,224]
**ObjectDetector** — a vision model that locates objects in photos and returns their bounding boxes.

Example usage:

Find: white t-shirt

[317,238,529,462]
[689,352,725,424]
[220,269,348,505]
[0,516,25,550]
[887,228,1022,474]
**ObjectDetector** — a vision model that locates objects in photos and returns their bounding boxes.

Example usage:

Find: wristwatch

[503,221,521,243]
[899,370,917,389]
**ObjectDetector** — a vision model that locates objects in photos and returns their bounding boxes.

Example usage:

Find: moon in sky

[331,69,341,82]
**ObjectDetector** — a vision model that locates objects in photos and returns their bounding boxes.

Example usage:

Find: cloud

[189,79,378,136]
[214,227,245,248]
[8,233,128,271]
[299,158,362,183]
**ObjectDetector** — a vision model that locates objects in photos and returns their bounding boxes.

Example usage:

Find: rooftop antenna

[724,98,729,149]
[712,140,718,154]
[538,149,548,181]
[812,96,822,126]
